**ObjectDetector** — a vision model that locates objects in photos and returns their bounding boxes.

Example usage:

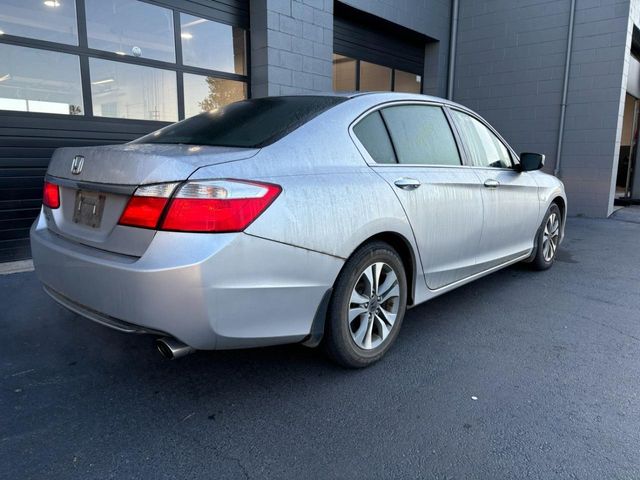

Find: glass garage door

[0,0,249,262]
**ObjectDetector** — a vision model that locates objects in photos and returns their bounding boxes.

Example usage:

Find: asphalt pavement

[1,214,639,479]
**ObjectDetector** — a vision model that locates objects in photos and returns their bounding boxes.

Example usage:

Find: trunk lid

[44,143,259,256]
[47,143,259,185]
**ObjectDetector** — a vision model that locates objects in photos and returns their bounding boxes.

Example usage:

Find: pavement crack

[592,320,640,343]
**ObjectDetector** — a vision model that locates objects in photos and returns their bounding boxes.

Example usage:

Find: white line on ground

[0,260,34,275]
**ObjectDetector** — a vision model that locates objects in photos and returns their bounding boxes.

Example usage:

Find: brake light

[118,180,281,232]
[118,183,178,229]
[161,180,281,232]
[42,181,60,209]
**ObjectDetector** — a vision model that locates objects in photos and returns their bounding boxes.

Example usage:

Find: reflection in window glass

[0,44,83,115]
[359,61,391,91]
[450,110,512,168]
[183,73,247,118]
[0,0,78,44]
[181,14,245,74]
[381,105,461,166]
[394,70,421,93]
[333,54,356,91]
[90,59,177,121]
[134,96,346,148]
[85,0,175,62]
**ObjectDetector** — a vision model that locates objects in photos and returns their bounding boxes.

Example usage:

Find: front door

[449,109,540,269]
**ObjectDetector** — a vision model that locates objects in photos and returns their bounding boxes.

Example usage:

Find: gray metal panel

[0,114,166,262]
[333,2,429,75]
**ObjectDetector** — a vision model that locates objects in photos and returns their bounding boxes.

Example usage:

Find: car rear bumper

[30,212,343,350]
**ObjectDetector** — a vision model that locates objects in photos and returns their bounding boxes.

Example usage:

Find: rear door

[448,108,540,269]
[352,103,484,290]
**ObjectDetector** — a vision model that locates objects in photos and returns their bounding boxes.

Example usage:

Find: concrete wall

[630,0,640,198]
[454,0,571,171]
[561,0,631,217]
[454,0,632,217]
[251,0,453,98]
[250,0,334,96]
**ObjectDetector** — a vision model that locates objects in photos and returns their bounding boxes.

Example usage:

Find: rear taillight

[118,180,281,232]
[42,181,60,209]
[118,183,178,229]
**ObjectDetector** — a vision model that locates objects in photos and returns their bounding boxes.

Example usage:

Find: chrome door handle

[484,179,500,189]
[394,178,421,190]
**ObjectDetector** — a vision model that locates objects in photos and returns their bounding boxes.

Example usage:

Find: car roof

[282,91,468,110]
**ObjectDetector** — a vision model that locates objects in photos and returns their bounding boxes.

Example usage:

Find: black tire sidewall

[532,204,561,270]
[324,241,408,368]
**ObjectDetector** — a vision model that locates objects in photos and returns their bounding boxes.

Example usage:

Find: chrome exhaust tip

[156,337,195,360]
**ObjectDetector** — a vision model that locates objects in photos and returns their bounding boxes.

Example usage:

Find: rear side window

[352,111,396,164]
[132,96,347,148]
[450,110,512,168]
[380,105,461,166]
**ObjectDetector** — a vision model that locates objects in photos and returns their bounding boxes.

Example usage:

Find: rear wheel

[530,203,561,270]
[324,241,407,368]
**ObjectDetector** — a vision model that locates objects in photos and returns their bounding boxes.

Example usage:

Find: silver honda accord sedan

[31,92,566,367]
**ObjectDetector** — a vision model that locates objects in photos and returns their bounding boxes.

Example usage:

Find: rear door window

[380,105,462,166]
[352,111,397,164]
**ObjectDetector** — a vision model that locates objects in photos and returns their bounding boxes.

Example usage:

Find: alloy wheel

[348,262,401,350]
[542,212,560,262]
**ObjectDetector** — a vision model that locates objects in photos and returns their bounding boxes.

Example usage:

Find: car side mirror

[518,152,545,172]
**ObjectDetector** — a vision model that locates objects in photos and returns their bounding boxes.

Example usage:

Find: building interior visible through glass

[332,54,422,94]
[0,0,248,120]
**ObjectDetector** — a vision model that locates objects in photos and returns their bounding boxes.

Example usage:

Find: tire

[530,203,562,271]
[324,241,408,368]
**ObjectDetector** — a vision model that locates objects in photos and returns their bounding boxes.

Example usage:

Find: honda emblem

[71,155,84,175]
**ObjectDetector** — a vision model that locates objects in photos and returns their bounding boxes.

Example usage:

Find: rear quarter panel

[191,154,417,263]
[189,106,424,297]
[189,98,420,262]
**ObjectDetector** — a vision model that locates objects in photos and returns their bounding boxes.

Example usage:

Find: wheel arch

[301,229,418,349]
[349,231,418,307]
[550,195,567,242]
[552,195,566,219]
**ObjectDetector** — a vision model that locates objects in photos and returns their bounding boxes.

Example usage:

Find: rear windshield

[132,96,347,148]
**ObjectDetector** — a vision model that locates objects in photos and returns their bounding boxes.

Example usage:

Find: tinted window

[380,105,461,166]
[451,110,512,168]
[183,73,247,118]
[0,44,83,115]
[360,61,391,91]
[394,70,421,93]
[134,96,346,148]
[180,13,246,75]
[333,54,356,91]
[90,58,178,121]
[0,0,78,44]
[353,112,396,164]
[85,0,175,62]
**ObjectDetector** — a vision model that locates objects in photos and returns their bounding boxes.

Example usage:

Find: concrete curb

[0,260,34,275]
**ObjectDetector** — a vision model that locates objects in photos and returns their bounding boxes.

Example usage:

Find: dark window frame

[333,54,423,93]
[446,106,518,170]
[350,101,465,168]
[0,0,250,122]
